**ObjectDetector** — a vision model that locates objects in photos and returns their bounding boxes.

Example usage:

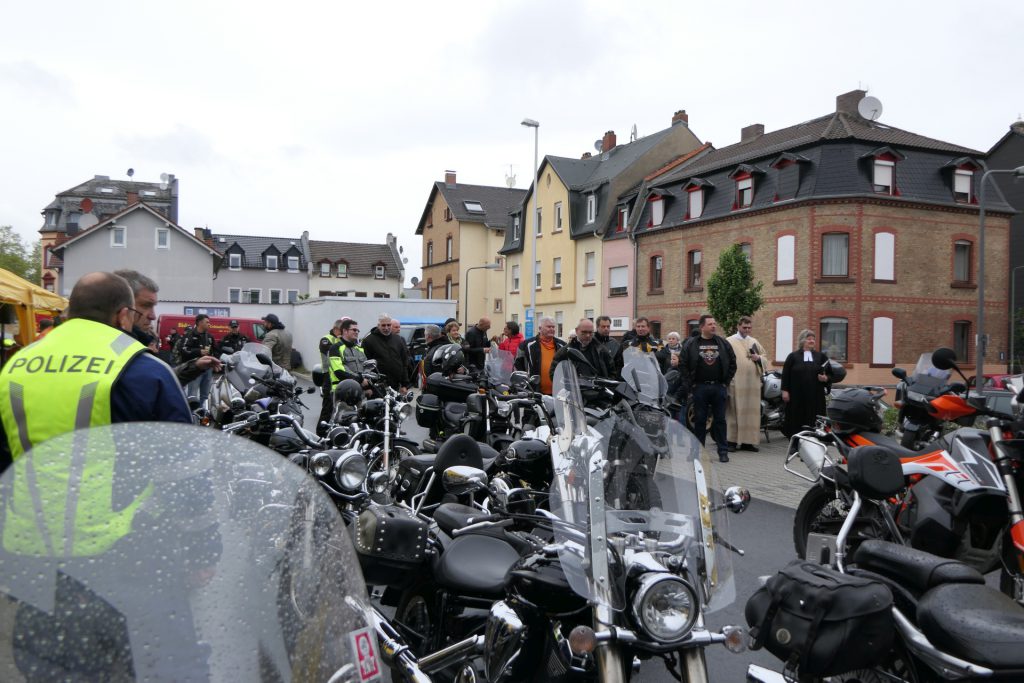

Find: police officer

[316,319,346,436]
[219,320,250,354]
[0,271,190,469]
[328,319,370,394]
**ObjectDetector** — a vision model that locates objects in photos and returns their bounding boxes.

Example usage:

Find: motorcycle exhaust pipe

[417,635,485,674]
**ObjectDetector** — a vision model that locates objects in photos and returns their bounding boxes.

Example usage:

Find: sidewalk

[704,431,812,510]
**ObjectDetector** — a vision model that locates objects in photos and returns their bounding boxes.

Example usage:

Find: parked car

[156,315,266,356]
[398,320,447,384]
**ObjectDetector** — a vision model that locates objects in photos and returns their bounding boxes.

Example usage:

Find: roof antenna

[505,164,516,188]
[630,124,638,142]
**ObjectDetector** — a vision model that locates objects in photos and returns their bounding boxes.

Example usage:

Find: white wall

[155,296,456,369]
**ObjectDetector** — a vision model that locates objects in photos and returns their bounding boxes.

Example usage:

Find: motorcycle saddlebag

[415,393,442,429]
[352,504,428,588]
[745,560,894,677]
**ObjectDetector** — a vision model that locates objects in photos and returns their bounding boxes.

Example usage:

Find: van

[398,320,448,383]
[156,315,267,356]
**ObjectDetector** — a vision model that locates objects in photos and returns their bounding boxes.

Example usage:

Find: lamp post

[976,165,1024,385]
[1010,264,1024,374]
[521,118,539,339]
[464,263,501,324]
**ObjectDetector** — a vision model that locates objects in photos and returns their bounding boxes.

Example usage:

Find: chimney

[444,170,457,188]
[93,175,110,181]
[836,89,867,115]
[203,228,213,246]
[740,123,765,143]
[672,110,689,126]
[386,232,396,248]
[581,152,592,160]
[126,191,138,205]
[602,131,617,152]
[193,227,205,239]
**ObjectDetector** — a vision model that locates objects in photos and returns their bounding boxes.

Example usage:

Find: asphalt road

[297,381,797,681]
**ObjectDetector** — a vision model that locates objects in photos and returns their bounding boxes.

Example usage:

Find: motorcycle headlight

[310,452,334,478]
[397,402,413,422]
[497,402,512,418]
[630,574,698,644]
[334,451,368,492]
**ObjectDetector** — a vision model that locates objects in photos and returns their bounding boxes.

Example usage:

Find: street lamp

[522,118,539,338]
[1010,264,1024,374]
[464,262,501,323]
[976,165,1024,385]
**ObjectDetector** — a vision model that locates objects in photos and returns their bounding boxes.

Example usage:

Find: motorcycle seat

[432,533,520,598]
[854,431,929,459]
[443,402,467,424]
[852,540,983,595]
[918,582,1024,670]
[434,502,485,536]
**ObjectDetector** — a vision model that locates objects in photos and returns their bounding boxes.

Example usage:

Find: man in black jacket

[550,318,614,379]
[463,317,491,371]
[681,314,737,462]
[220,320,250,354]
[362,314,409,392]
[181,314,215,399]
[595,315,620,360]
[613,317,663,375]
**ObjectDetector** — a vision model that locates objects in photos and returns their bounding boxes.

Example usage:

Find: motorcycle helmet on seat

[333,378,365,409]
[432,343,465,377]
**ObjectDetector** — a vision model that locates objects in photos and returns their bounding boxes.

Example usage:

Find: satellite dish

[858,96,883,121]
[126,168,134,179]
[159,172,170,191]
[80,198,93,213]
[402,257,409,264]
[410,276,420,287]
[593,140,603,153]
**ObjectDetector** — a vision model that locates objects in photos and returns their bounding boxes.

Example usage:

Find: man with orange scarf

[513,316,565,395]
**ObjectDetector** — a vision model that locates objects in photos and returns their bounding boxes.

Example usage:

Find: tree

[707,244,764,335]
[0,226,39,283]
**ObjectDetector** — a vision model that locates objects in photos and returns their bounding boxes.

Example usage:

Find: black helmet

[432,343,464,376]
[826,359,847,384]
[333,379,364,408]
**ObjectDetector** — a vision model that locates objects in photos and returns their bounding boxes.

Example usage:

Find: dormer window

[374,265,386,279]
[586,195,596,224]
[337,263,348,278]
[287,256,299,272]
[873,160,894,194]
[512,215,521,241]
[320,262,331,277]
[229,253,242,270]
[736,176,753,208]
[45,209,60,227]
[687,188,703,219]
[954,170,973,203]
[650,199,664,227]
[618,205,630,232]
[265,254,278,271]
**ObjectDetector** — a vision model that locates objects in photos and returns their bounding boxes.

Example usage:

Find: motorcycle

[748,444,1024,683]
[761,369,785,434]
[209,342,313,429]
[788,350,1024,598]
[893,350,958,449]
[0,421,427,682]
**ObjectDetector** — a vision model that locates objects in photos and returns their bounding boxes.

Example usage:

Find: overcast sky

[2,1,1021,283]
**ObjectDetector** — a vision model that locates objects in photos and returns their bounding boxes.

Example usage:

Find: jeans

[689,383,728,458]
[186,369,213,405]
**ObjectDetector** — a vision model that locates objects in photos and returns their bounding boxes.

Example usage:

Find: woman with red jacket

[497,320,524,354]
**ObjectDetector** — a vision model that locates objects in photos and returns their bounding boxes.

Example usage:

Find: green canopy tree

[707,244,764,335]
[0,226,39,283]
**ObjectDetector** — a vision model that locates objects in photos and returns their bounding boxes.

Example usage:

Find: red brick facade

[636,198,1010,385]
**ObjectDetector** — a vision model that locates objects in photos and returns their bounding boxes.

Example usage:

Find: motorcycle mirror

[442,466,488,495]
[255,353,274,366]
[722,486,751,514]
[930,347,958,371]
[891,367,907,381]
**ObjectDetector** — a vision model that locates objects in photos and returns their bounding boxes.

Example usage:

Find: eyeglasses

[123,306,142,317]
[349,329,360,334]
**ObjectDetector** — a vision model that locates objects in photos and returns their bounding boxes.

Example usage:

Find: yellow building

[415,171,526,324]
[500,113,703,338]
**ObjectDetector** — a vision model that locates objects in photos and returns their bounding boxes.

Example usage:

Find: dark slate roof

[633,140,1014,236]
[211,232,311,270]
[416,182,526,234]
[309,240,403,278]
[42,175,177,234]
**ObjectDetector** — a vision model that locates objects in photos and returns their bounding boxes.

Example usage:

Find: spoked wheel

[793,485,891,560]
[391,584,440,683]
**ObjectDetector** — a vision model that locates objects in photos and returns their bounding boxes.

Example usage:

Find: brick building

[632,90,1015,385]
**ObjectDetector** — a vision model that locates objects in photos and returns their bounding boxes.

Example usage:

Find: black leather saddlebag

[353,504,428,588]
[745,560,894,676]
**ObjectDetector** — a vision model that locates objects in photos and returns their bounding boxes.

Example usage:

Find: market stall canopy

[0,267,67,347]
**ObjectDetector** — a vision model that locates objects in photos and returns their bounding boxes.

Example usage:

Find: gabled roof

[50,202,219,257]
[416,181,526,234]
[545,124,679,193]
[309,240,403,278]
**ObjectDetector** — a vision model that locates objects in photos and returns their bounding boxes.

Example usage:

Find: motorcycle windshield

[0,423,373,682]
[621,348,667,407]
[227,343,294,391]
[485,343,516,388]
[908,352,951,395]
[548,361,735,615]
